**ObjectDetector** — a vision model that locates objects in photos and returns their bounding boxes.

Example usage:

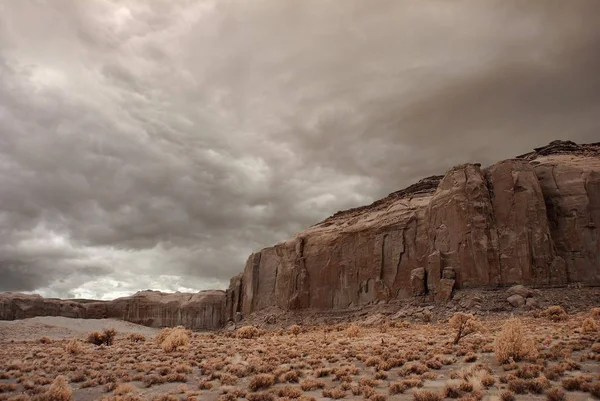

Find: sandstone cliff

[226,141,600,320]
[0,290,225,330]
[2,141,599,330]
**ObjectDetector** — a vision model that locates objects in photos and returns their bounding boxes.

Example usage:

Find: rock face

[227,141,600,320]
[0,290,225,330]
[2,141,599,329]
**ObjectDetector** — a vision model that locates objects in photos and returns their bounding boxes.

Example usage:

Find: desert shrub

[45,375,72,401]
[545,306,568,322]
[449,313,483,345]
[499,391,515,401]
[249,374,275,391]
[369,393,386,401]
[113,383,136,395]
[412,390,442,401]
[591,307,600,319]
[463,353,478,363]
[39,336,52,344]
[156,326,190,352]
[442,381,462,398]
[274,386,303,398]
[322,387,346,399]
[64,339,83,354]
[561,376,583,391]
[289,325,302,336]
[128,333,146,343]
[237,326,261,339]
[581,317,599,333]
[198,380,213,390]
[246,392,275,401]
[494,319,538,363]
[301,378,326,391]
[589,382,600,398]
[546,387,566,401]
[87,328,117,346]
[346,324,360,338]
[388,382,405,395]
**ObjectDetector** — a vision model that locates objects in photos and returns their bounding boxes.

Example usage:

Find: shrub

[591,307,600,319]
[128,333,146,343]
[237,326,261,339]
[346,324,361,338]
[449,313,483,345]
[546,387,566,401]
[412,390,442,401]
[246,392,275,401]
[494,319,538,363]
[589,382,600,398]
[87,328,117,346]
[545,306,568,322]
[45,376,72,401]
[322,387,346,399]
[64,339,83,354]
[39,336,52,344]
[289,325,302,336]
[561,376,583,391]
[248,374,275,391]
[581,318,598,333]
[388,382,405,395]
[499,391,515,401]
[300,378,326,391]
[274,386,303,398]
[156,327,190,352]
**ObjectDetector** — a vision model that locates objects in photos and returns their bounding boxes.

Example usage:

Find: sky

[1,1,599,300]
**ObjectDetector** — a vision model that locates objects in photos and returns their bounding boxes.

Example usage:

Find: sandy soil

[0,309,599,401]
[0,316,158,341]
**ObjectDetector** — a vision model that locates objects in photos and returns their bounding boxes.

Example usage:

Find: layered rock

[0,290,225,330]
[227,141,600,320]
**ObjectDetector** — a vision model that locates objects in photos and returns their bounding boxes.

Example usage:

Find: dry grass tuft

[546,387,566,401]
[412,389,442,401]
[237,326,261,339]
[45,375,72,401]
[248,374,275,391]
[300,379,326,391]
[64,339,83,354]
[581,317,598,333]
[289,325,302,336]
[322,387,346,399]
[128,333,146,343]
[499,390,515,401]
[346,324,361,338]
[545,306,568,322]
[494,319,538,363]
[156,326,190,352]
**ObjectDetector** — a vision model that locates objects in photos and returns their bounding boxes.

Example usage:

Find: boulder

[435,279,455,303]
[507,294,526,308]
[507,285,535,299]
[410,268,427,296]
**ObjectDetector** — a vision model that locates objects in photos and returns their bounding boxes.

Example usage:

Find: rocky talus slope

[1,141,599,329]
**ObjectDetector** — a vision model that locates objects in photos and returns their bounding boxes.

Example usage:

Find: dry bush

[248,374,275,391]
[499,390,515,401]
[322,387,346,399]
[494,319,538,363]
[412,390,442,401]
[546,387,566,401]
[156,327,190,352]
[581,317,599,333]
[64,339,83,354]
[128,333,146,343]
[561,376,583,391]
[274,386,303,398]
[369,393,386,401]
[346,324,360,338]
[87,328,117,346]
[591,307,600,319]
[44,375,72,401]
[198,380,213,390]
[246,392,275,401]
[237,326,261,339]
[39,336,52,344]
[113,383,136,395]
[289,325,302,336]
[300,378,326,391]
[388,382,405,395]
[589,382,600,398]
[545,306,568,322]
[449,313,483,345]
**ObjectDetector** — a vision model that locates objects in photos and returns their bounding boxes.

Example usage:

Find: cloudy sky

[1,1,599,300]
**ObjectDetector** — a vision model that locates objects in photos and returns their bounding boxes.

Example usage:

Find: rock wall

[2,141,599,329]
[226,141,600,320]
[0,290,226,330]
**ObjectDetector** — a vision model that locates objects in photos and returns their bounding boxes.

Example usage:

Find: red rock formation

[0,290,225,329]
[226,141,600,320]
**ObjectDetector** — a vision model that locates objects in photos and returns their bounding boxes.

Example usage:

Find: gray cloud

[0,0,599,299]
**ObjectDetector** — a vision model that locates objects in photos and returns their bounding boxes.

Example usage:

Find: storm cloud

[1,0,599,299]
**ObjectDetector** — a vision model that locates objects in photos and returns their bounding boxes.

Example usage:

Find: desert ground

[1,307,599,401]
